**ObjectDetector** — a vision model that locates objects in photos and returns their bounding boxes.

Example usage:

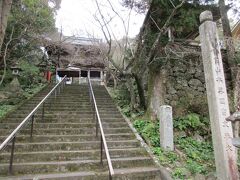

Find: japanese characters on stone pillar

[159,105,174,151]
[199,11,239,180]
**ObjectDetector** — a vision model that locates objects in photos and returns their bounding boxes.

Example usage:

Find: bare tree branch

[147,0,185,65]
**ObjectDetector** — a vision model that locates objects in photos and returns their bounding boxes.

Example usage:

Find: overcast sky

[55,0,145,40]
[55,0,240,40]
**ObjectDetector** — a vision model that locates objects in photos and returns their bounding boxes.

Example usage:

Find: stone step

[11,109,119,115]
[5,114,99,118]
[3,140,140,152]
[1,117,95,123]
[0,133,135,143]
[10,111,95,116]
[0,157,154,176]
[17,107,96,111]
[32,94,89,97]
[113,167,162,180]
[0,148,148,163]
[28,100,91,103]
[0,122,129,129]
[0,159,106,176]
[0,167,162,180]
[17,105,93,110]
[0,127,133,136]
[22,102,92,106]
[0,84,162,179]
[30,95,89,98]
[2,117,125,124]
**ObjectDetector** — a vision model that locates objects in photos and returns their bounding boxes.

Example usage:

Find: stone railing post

[159,105,174,151]
[199,10,239,180]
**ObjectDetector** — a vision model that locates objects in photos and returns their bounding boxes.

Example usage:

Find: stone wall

[161,53,230,116]
[162,52,232,115]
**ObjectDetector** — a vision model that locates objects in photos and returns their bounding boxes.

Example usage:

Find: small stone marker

[159,105,174,151]
[199,11,239,180]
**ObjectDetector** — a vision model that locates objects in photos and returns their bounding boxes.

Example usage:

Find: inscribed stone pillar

[159,105,174,151]
[199,11,239,180]
[103,71,107,84]
[100,71,104,85]
[88,70,90,79]
[79,70,81,84]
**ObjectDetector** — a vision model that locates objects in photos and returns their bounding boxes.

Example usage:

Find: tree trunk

[134,74,146,110]
[234,65,240,139]
[218,0,235,81]
[219,0,238,138]
[0,0,13,51]
[126,77,136,110]
[147,69,166,120]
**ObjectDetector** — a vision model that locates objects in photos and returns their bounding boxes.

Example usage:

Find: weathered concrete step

[3,140,140,152]
[2,117,124,124]
[0,159,107,176]
[28,100,91,104]
[0,133,135,143]
[7,111,95,116]
[12,106,92,112]
[5,113,100,119]
[40,113,123,118]
[13,109,119,114]
[101,118,126,122]
[23,102,92,106]
[0,157,154,176]
[0,171,110,180]
[35,118,125,124]
[0,134,97,144]
[16,107,93,112]
[1,117,95,123]
[0,122,129,129]
[93,95,110,97]
[95,98,113,100]
[94,102,115,105]
[0,148,148,163]
[1,169,162,180]
[113,167,162,180]
[32,95,89,99]
[0,150,100,163]
[95,101,115,104]
[12,109,119,115]
[17,107,94,111]
[112,157,154,169]
[0,128,133,136]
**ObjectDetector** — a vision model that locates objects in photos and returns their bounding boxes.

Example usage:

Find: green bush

[152,147,179,165]
[172,167,189,179]
[22,83,45,99]
[176,137,214,175]
[185,159,206,174]
[133,119,160,146]
[110,85,131,116]
[174,113,204,131]
[132,114,214,178]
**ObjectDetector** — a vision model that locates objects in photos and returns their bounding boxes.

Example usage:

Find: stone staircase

[0,84,165,179]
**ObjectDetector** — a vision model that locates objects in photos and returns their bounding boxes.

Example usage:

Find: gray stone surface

[159,105,174,151]
[200,10,213,23]
[188,79,202,88]
[199,10,239,180]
